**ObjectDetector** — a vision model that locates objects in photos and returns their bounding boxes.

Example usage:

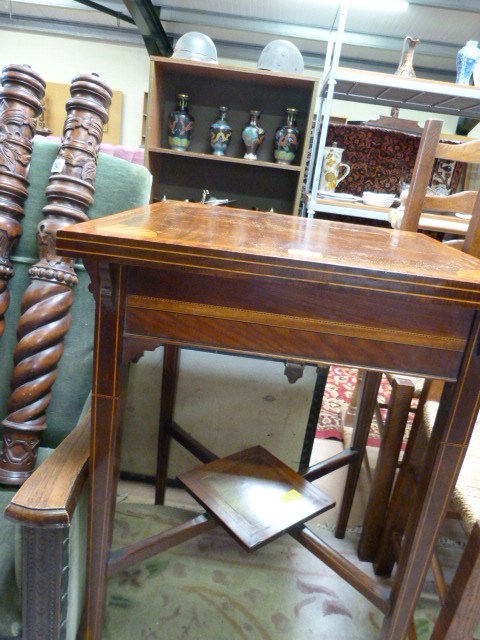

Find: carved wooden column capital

[0,63,45,339]
[0,72,111,485]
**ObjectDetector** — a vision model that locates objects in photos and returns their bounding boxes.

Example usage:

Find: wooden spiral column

[0,63,45,340]
[0,72,112,485]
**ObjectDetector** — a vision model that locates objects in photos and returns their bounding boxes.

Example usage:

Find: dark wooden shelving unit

[145,57,319,214]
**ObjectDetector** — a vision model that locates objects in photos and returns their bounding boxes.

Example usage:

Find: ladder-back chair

[357,117,480,639]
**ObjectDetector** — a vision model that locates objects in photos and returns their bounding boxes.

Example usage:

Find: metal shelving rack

[304,2,480,219]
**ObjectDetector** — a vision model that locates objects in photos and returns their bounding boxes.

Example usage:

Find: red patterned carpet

[315,366,415,448]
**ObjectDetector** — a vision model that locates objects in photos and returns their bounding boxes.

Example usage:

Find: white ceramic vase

[473,58,480,87]
[457,40,480,85]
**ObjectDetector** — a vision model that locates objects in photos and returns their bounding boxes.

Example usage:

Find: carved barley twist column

[0,64,45,339]
[0,72,112,484]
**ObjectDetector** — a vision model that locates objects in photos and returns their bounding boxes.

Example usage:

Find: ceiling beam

[122,0,172,55]
[74,0,135,24]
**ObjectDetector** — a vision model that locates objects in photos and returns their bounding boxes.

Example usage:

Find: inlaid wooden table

[56,200,480,640]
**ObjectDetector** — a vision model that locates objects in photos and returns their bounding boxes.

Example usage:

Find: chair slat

[400,119,443,232]
[424,191,477,214]
[436,138,480,162]
[462,191,480,258]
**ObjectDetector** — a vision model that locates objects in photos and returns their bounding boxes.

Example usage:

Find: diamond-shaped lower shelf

[178,445,335,551]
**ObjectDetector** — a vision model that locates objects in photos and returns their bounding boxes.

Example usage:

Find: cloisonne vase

[242,110,265,160]
[456,41,480,85]
[209,106,232,155]
[168,93,194,151]
[274,108,300,165]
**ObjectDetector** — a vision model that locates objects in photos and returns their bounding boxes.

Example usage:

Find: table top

[56,200,480,304]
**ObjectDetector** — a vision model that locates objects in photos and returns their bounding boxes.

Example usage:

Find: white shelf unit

[304,4,480,220]
[323,68,480,117]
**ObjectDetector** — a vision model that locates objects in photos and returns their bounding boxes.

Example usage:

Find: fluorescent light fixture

[340,0,409,10]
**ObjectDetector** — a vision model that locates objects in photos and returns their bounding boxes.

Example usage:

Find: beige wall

[1,28,150,147]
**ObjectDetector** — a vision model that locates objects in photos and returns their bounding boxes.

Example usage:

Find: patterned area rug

[315,366,416,448]
[103,502,466,640]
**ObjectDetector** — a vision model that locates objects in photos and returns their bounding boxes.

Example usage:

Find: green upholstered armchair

[0,137,152,640]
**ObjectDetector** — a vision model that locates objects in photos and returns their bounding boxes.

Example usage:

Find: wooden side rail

[3,409,90,640]
[5,409,90,528]
[168,420,219,464]
[291,525,391,615]
[108,513,217,577]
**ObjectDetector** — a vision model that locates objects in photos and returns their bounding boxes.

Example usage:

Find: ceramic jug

[395,36,420,78]
[319,143,350,193]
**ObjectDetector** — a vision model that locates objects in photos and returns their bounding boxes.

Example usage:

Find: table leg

[155,343,181,504]
[380,315,480,640]
[298,365,330,474]
[84,263,128,640]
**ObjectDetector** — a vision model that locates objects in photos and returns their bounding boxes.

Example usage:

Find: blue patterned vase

[274,108,301,165]
[209,106,232,156]
[456,41,480,85]
[242,110,265,160]
[168,94,194,151]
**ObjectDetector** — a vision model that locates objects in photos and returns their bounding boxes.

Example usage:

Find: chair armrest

[4,409,90,528]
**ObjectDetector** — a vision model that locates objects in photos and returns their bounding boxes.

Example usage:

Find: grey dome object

[257,40,304,74]
[171,32,218,64]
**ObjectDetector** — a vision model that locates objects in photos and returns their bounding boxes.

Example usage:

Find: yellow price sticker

[281,489,303,503]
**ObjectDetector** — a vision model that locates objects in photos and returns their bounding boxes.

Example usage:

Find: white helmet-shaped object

[171,32,218,64]
[257,39,304,74]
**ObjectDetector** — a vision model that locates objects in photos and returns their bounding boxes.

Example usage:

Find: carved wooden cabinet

[145,57,318,214]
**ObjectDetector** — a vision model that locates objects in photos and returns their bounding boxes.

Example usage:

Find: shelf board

[305,194,392,221]
[150,56,318,90]
[148,146,302,172]
[323,67,480,118]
